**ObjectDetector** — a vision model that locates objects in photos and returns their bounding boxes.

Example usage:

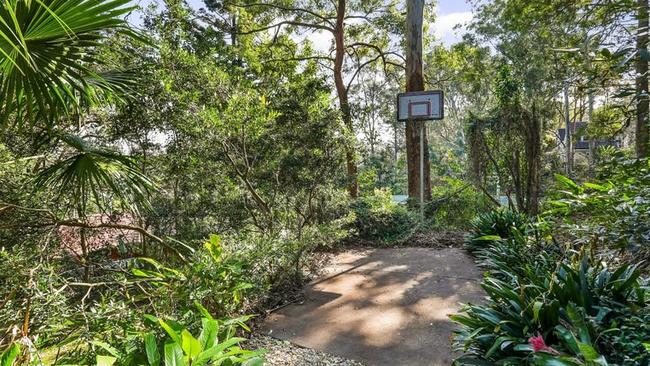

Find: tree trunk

[405,0,432,202]
[334,0,358,198]
[525,106,541,216]
[587,91,596,170]
[563,83,573,176]
[637,0,649,158]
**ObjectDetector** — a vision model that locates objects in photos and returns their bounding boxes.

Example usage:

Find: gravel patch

[247,334,365,366]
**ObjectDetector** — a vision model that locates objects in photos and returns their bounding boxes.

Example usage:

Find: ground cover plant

[453,210,650,365]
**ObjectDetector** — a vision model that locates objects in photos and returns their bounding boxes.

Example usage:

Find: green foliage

[34,134,155,214]
[452,219,650,365]
[113,311,266,366]
[0,238,275,364]
[0,2,354,363]
[465,209,529,251]
[428,178,491,230]
[129,236,255,318]
[352,189,417,243]
[547,158,650,257]
[452,212,650,365]
[495,64,521,108]
[584,105,625,140]
[1,343,20,366]
[0,0,137,127]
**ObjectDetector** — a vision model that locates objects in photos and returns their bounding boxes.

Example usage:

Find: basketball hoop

[396,90,444,219]
[397,90,443,121]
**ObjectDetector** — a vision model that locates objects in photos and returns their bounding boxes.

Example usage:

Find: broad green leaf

[577,342,600,361]
[555,326,579,355]
[158,319,181,344]
[144,332,160,366]
[91,341,122,358]
[533,301,543,322]
[554,174,580,192]
[1,343,20,366]
[181,330,202,359]
[194,301,214,321]
[96,355,116,366]
[164,342,184,366]
[583,182,609,192]
[486,336,513,357]
[198,318,219,349]
[193,337,246,366]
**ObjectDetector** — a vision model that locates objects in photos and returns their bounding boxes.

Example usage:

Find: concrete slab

[260,248,485,366]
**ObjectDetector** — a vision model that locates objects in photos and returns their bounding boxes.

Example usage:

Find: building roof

[557,122,621,150]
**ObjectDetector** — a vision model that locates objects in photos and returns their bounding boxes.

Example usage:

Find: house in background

[557,121,622,152]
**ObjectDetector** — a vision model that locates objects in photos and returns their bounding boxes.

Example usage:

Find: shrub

[546,158,650,258]
[9,307,265,366]
[452,227,650,365]
[0,228,334,364]
[465,209,529,252]
[352,188,417,243]
[428,177,491,230]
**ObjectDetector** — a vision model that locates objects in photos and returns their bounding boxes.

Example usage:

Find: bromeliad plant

[453,222,650,365]
[465,209,530,252]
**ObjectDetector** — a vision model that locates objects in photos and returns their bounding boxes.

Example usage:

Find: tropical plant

[34,134,155,214]
[465,209,529,252]
[0,0,137,128]
[452,228,650,365]
[120,310,265,366]
[547,159,650,263]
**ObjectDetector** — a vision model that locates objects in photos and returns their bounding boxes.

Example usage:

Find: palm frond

[0,0,139,128]
[34,134,156,215]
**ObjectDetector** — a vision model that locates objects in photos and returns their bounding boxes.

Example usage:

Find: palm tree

[34,133,155,278]
[0,0,157,277]
[0,0,136,128]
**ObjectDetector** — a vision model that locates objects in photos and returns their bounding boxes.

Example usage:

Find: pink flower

[528,335,560,355]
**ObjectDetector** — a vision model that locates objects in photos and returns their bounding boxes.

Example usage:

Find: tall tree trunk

[525,106,541,216]
[563,83,573,176]
[637,0,649,158]
[584,42,597,171]
[405,0,432,202]
[587,90,596,169]
[334,0,358,198]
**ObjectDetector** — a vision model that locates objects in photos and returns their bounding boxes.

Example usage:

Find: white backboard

[397,91,444,121]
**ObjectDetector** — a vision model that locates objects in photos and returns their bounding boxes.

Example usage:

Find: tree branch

[263,55,335,64]
[224,2,336,26]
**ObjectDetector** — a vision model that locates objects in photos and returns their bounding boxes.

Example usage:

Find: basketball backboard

[397,90,444,121]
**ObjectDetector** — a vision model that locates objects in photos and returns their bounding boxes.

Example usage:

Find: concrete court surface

[260,247,485,366]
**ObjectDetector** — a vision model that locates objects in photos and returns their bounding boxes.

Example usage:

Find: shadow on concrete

[260,248,485,366]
